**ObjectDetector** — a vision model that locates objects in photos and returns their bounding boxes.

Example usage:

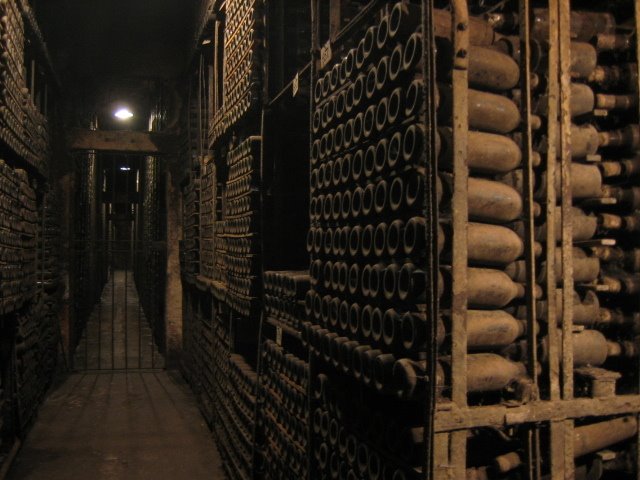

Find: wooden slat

[435,395,640,432]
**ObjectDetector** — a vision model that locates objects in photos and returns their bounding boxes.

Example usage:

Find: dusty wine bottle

[599,157,640,178]
[440,222,524,265]
[439,127,522,174]
[589,63,638,91]
[505,247,600,284]
[466,267,527,308]
[439,85,521,134]
[599,125,640,149]
[493,416,638,475]
[466,310,527,350]
[602,185,640,209]
[534,83,595,118]
[592,246,640,272]
[510,207,598,242]
[467,177,523,224]
[598,212,640,232]
[441,353,528,393]
[596,93,638,111]
[490,9,616,43]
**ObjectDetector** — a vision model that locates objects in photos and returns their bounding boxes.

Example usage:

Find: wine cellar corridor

[1,0,640,479]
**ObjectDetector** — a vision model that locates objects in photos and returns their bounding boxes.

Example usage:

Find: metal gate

[70,152,166,370]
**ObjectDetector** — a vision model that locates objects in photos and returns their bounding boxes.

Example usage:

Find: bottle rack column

[308,1,436,478]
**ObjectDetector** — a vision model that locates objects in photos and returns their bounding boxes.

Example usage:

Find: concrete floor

[8,371,225,480]
[74,270,164,370]
[8,269,224,479]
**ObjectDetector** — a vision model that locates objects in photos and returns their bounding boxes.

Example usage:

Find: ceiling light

[114,108,133,120]
[202,39,212,45]
[120,166,131,171]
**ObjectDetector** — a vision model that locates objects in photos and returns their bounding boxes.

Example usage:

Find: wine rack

[178,1,640,479]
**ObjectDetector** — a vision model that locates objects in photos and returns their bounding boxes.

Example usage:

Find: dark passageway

[3,0,640,479]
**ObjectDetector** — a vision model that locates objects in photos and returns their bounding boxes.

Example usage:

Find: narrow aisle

[8,372,225,480]
[74,270,164,370]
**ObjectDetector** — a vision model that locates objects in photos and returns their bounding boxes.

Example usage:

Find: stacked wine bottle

[264,271,309,331]
[200,156,216,280]
[0,161,36,313]
[211,0,263,144]
[223,137,261,316]
[0,0,28,162]
[464,5,640,478]
[216,353,257,480]
[182,176,200,277]
[258,340,310,480]
[307,2,432,477]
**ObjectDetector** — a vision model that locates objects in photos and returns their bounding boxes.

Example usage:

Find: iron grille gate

[70,151,166,371]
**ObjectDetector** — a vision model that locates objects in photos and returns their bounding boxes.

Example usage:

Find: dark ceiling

[33,0,207,128]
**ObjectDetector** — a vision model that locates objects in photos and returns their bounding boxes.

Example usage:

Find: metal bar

[424,0,439,478]
[545,0,561,403]
[151,158,156,370]
[559,0,574,404]
[558,0,575,476]
[546,1,564,477]
[198,54,204,157]
[124,159,130,370]
[97,198,103,371]
[635,2,640,477]
[450,0,469,409]
[137,201,142,369]
[450,1,469,478]
[518,0,541,476]
[111,160,116,371]
[267,62,311,107]
[519,0,538,397]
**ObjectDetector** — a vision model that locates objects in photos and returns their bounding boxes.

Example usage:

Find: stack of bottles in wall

[183,174,200,277]
[211,0,264,142]
[0,0,48,172]
[19,0,50,172]
[223,137,261,316]
[258,339,310,480]
[257,271,311,479]
[74,151,99,331]
[35,186,63,390]
[432,3,640,478]
[0,161,36,313]
[308,1,640,478]
[200,156,216,281]
[136,156,165,346]
[15,174,59,433]
[216,353,257,480]
[307,2,433,478]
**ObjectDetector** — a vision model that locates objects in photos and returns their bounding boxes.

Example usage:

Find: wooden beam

[68,129,178,154]
[435,395,640,432]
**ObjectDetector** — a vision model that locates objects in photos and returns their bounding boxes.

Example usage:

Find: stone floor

[73,270,164,370]
[7,269,225,479]
[8,371,225,479]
